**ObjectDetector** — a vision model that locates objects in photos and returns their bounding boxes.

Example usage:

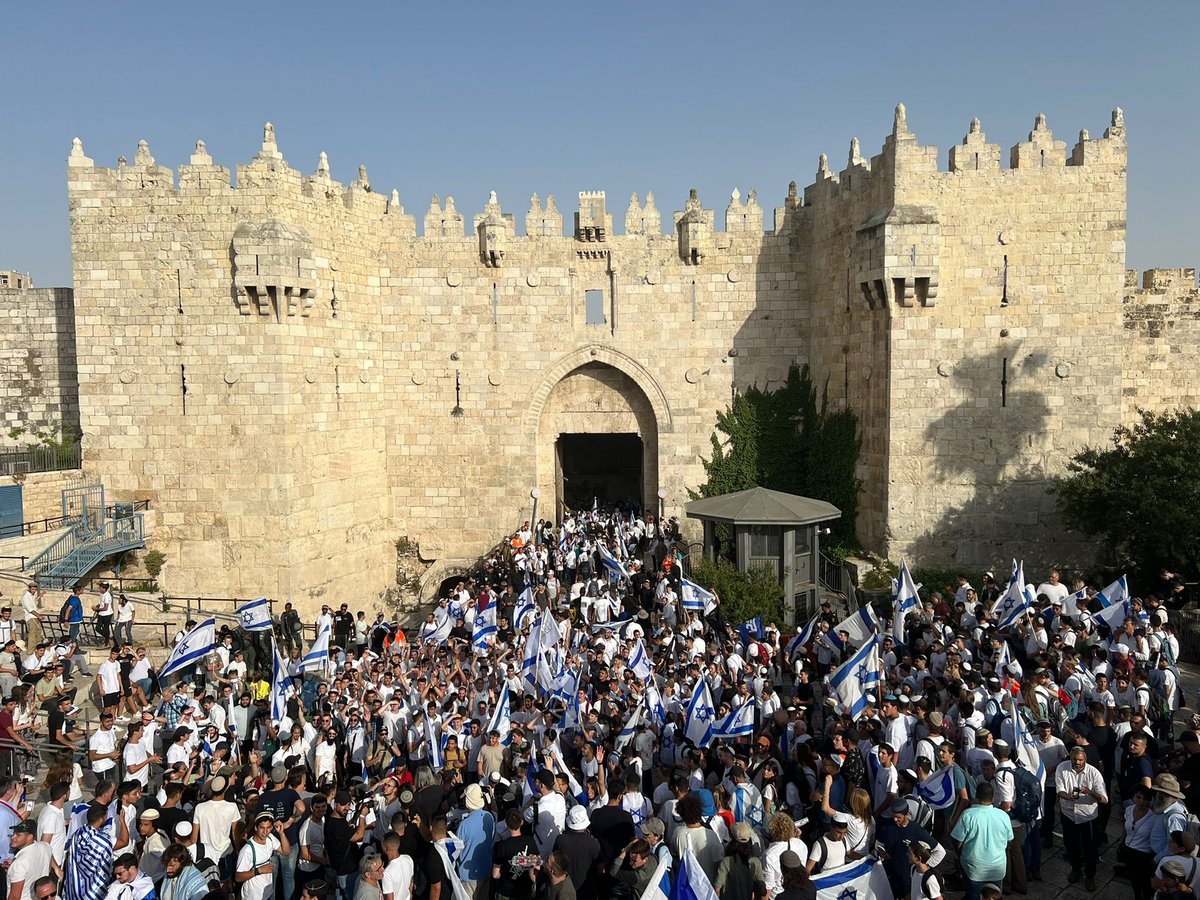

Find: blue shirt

[456,809,496,881]
[951,804,1013,882]
[66,596,84,625]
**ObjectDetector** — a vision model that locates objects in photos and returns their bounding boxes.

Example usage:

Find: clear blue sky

[2,1,1196,286]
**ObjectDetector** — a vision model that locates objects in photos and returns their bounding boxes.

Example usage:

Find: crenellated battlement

[68,108,1127,247]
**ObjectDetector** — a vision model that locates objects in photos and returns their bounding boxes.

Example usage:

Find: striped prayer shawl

[64,825,113,900]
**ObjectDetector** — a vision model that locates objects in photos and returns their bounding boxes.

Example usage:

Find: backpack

[984,697,1005,736]
[1008,764,1042,824]
[917,870,940,900]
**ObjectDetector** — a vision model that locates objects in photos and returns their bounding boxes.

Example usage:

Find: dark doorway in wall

[557,433,643,514]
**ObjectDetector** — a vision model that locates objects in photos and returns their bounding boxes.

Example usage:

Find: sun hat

[566,805,591,831]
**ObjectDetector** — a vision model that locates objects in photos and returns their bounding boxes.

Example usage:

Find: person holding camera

[1055,745,1108,890]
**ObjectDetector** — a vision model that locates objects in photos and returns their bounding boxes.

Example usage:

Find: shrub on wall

[691,364,862,552]
[689,557,785,628]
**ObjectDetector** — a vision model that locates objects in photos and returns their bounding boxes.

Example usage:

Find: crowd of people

[0,508,1196,900]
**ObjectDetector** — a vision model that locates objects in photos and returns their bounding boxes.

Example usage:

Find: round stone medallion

[727,267,741,283]
[1055,362,1071,379]
[224,371,239,385]
[527,273,540,288]
[488,371,503,386]
[446,272,462,287]
[118,370,135,385]
[685,368,701,384]
[411,371,427,386]
[936,361,953,378]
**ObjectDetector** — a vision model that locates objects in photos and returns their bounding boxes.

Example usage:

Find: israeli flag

[590,618,631,634]
[915,766,958,810]
[831,604,879,650]
[811,857,894,900]
[300,620,331,673]
[472,596,497,653]
[736,616,764,646]
[712,699,756,739]
[487,683,512,745]
[640,854,672,900]
[615,703,643,750]
[785,613,819,660]
[270,640,290,722]
[538,613,563,652]
[892,561,920,644]
[684,678,716,748]
[521,620,541,691]
[646,685,668,726]
[827,635,880,717]
[545,744,588,804]
[559,686,581,731]
[629,640,653,682]
[237,597,273,632]
[1093,600,1130,634]
[995,639,1013,675]
[991,560,1032,630]
[681,579,718,614]
[423,615,453,645]
[551,665,578,705]
[1010,702,1045,784]
[669,849,718,900]
[1095,575,1130,609]
[597,542,629,583]
[159,618,216,679]
[1063,587,1088,617]
[513,586,537,630]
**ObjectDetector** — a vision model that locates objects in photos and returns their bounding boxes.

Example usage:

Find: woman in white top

[844,787,875,858]
[1122,786,1158,895]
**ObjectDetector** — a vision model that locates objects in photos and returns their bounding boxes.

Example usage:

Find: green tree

[689,557,785,627]
[1053,409,1200,576]
[692,364,862,548]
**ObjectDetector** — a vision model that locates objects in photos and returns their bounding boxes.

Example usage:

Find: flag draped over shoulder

[237,597,273,632]
[487,683,512,745]
[159,619,216,679]
[827,635,880,717]
[915,766,958,810]
[1010,701,1046,784]
[811,858,894,900]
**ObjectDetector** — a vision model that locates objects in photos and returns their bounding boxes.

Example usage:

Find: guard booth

[685,487,841,627]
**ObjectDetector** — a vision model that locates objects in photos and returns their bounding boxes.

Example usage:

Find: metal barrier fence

[0,443,81,477]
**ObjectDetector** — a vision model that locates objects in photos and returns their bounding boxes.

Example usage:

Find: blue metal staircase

[26,484,146,590]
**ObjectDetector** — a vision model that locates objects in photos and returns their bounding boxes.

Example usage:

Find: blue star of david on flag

[238,597,273,632]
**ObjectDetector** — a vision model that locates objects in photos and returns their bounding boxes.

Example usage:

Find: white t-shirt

[9,841,52,900]
[116,603,134,624]
[98,660,121,695]
[36,804,66,866]
[237,835,281,900]
[89,728,118,773]
[123,742,150,786]
[298,817,326,873]
[194,799,241,859]
[382,854,414,900]
[97,591,113,617]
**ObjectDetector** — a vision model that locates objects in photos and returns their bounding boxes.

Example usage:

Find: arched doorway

[534,360,662,521]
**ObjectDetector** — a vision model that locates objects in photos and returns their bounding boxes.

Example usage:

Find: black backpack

[1008,763,1043,824]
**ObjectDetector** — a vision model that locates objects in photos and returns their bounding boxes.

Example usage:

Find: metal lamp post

[530,488,541,545]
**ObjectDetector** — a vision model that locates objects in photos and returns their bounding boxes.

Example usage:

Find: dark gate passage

[558,433,643,513]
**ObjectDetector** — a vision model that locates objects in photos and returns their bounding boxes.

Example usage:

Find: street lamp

[656,487,667,523]
[530,488,541,545]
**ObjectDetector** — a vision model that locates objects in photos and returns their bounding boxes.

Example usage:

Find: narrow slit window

[585,290,606,325]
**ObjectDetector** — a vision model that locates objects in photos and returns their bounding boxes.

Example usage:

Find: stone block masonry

[54,107,1195,616]
[0,288,78,448]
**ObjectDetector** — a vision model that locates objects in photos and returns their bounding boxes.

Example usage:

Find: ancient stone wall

[0,288,78,447]
[59,106,1198,614]
[1122,268,1200,415]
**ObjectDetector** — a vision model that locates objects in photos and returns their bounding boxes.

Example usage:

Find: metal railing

[0,443,81,477]
[818,551,855,602]
[3,499,150,539]
[28,514,146,590]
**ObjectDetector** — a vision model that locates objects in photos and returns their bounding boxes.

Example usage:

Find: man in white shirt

[88,713,120,779]
[1036,570,1070,607]
[35,782,68,869]
[873,743,899,818]
[7,821,52,900]
[194,776,241,881]
[1055,746,1107,889]
[532,769,566,858]
[18,585,41,647]
[95,649,122,719]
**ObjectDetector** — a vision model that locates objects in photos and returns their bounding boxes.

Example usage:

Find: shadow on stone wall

[906,343,1097,572]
